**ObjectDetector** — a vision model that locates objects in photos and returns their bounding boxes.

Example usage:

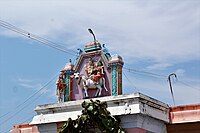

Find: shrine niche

[56,30,124,102]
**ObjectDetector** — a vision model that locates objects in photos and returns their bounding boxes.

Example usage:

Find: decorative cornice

[30,93,169,125]
[84,41,102,52]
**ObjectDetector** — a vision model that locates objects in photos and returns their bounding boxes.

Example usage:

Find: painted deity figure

[93,59,104,82]
[84,58,104,84]
[84,57,96,79]
[56,71,66,103]
[73,57,107,98]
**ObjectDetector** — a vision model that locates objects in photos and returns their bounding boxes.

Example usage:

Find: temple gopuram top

[56,29,124,102]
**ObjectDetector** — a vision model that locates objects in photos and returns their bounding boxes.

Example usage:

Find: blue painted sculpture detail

[112,66,117,96]
[64,75,70,101]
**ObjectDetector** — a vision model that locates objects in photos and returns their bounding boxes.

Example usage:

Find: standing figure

[56,71,66,103]
[84,57,96,79]
[92,59,104,84]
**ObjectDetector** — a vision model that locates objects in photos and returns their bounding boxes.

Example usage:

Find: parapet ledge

[30,92,169,125]
[34,92,168,114]
[169,104,200,124]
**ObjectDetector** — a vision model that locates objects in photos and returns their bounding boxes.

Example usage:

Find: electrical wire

[1,20,199,84]
[0,19,76,53]
[0,112,10,119]
[0,73,57,126]
[4,111,36,133]
[16,111,35,125]
[0,72,58,119]
[177,80,200,91]
[123,67,167,79]
[123,67,166,78]
[1,79,55,132]
[122,71,139,92]
[0,22,76,56]
[0,20,77,56]
[0,19,174,81]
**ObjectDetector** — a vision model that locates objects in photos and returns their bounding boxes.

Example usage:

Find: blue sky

[0,0,200,132]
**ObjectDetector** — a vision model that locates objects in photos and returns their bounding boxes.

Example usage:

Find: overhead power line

[0,19,172,80]
[0,20,77,56]
[0,112,10,119]
[0,82,54,130]
[122,71,139,92]
[0,73,58,126]
[4,111,36,133]
[177,80,200,91]
[0,72,58,119]
[16,111,35,125]
[123,67,167,79]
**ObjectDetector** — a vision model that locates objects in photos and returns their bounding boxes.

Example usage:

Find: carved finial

[88,29,96,42]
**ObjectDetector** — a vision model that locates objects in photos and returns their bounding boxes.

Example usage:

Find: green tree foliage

[59,100,126,133]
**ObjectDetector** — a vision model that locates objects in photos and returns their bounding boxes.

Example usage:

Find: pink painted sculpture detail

[56,72,66,103]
